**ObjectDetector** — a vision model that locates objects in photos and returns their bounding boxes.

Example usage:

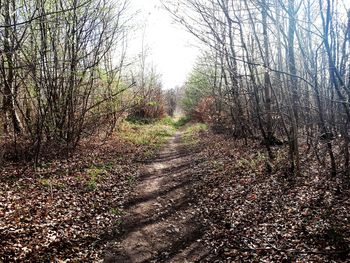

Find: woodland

[0,0,349,262]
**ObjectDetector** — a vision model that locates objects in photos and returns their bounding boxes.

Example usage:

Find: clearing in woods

[104,131,208,262]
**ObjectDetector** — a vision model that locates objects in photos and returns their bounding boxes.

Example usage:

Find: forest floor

[0,120,180,262]
[104,123,350,263]
[1,120,350,262]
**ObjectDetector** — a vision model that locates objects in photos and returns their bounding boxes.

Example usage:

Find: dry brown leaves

[186,131,350,262]
[0,136,152,262]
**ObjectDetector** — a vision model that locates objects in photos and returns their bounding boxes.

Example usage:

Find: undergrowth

[182,123,208,147]
[120,116,201,160]
[120,118,176,149]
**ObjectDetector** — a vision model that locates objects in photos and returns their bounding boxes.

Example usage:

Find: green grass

[186,123,208,133]
[159,116,176,126]
[120,118,176,149]
[120,116,206,158]
[211,160,224,172]
[174,116,190,128]
[39,178,51,187]
[234,152,269,175]
[39,178,65,189]
[87,166,105,177]
[110,207,125,216]
[159,116,191,128]
[87,178,97,191]
[85,165,107,191]
[127,175,136,186]
[182,123,208,146]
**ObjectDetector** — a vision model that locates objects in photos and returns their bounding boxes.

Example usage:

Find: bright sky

[128,0,199,90]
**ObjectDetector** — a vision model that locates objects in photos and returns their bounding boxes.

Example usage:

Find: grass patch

[120,116,195,159]
[159,116,176,126]
[85,165,107,191]
[125,116,156,125]
[110,207,125,216]
[39,178,65,189]
[120,119,176,149]
[87,178,97,191]
[182,123,208,147]
[127,175,136,186]
[159,116,191,128]
[39,178,52,187]
[174,116,190,128]
[211,160,224,172]
[87,166,105,177]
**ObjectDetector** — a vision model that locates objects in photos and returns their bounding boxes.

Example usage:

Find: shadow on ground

[103,132,209,263]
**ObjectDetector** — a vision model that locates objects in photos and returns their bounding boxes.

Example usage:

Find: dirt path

[104,131,208,263]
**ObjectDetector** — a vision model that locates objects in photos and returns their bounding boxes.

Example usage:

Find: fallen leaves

[184,130,350,262]
[0,134,155,262]
[1,124,349,262]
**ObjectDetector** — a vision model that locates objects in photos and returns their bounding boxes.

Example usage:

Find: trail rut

[104,132,208,263]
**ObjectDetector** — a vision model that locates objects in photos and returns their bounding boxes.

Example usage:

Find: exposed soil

[104,132,209,262]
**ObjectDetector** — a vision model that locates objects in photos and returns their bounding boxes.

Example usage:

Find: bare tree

[164,0,350,176]
[0,0,132,161]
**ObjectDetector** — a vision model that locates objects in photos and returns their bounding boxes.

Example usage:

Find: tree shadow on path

[103,132,209,263]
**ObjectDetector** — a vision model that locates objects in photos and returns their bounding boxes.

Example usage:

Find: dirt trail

[104,131,208,263]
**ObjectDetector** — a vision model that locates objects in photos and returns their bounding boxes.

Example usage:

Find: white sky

[127,0,199,90]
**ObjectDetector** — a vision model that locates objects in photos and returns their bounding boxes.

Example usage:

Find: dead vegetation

[185,128,350,262]
[0,121,176,262]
